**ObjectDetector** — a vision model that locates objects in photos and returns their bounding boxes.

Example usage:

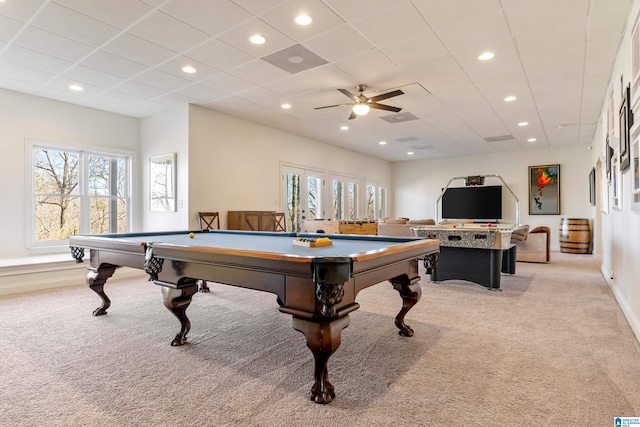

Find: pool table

[69,230,439,404]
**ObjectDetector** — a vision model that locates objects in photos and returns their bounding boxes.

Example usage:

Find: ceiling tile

[102,32,176,66]
[217,18,296,58]
[131,68,192,91]
[1,45,73,74]
[350,1,432,47]
[155,56,221,81]
[80,50,148,79]
[54,0,155,29]
[161,0,253,36]
[0,0,48,22]
[0,14,24,42]
[303,24,374,62]
[173,84,227,102]
[128,10,211,52]
[199,72,254,94]
[31,2,120,47]
[231,59,290,85]
[259,0,345,41]
[185,39,254,70]
[14,26,94,63]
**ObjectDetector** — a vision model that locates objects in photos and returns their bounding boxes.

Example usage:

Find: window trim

[25,138,136,254]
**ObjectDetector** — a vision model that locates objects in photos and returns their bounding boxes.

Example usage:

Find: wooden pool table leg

[86,264,117,316]
[291,314,351,404]
[390,274,422,337]
[160,280,199,346]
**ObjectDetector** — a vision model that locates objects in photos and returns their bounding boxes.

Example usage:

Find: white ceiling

[0,0,633,161]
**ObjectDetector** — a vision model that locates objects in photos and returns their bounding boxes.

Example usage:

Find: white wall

[140,104,189,231]
[392,144,593,251]
[589,0,640,342]
[186,105,392,229]
[0,88,140,259]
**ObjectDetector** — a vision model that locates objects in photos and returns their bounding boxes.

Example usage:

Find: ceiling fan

[315,84,404,120]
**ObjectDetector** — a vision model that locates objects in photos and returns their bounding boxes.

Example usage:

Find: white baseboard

[602,266,640,344]
[0,258,145,296]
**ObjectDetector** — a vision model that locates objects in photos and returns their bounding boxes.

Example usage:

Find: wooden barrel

[559,218,591,254]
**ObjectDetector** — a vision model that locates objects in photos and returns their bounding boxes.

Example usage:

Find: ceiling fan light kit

[352,104,371,115]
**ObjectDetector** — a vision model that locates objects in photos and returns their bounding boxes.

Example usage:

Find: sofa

[377,218,436,237]
[516,226,550,263]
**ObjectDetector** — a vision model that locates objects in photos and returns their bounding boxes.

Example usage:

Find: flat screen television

[441,185,502,221]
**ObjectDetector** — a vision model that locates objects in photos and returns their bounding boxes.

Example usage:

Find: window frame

[26,138,135,253]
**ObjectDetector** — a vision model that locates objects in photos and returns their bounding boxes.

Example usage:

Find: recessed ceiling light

[340,125,349,131]
[379,141,387,145]
[518,121,528,126]
[295,14,312,25]
[69,84,83,92]
[281,103,291,109]
[182,65,196,74]
[504,96,516,102]
[407,151,414,156]
[528,138,537,142]
[478,51,495,61]
[249,34,266,44]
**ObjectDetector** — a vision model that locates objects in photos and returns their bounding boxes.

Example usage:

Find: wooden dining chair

[198,212,220,230]
[274,212,286,232]
[197,212,220,292]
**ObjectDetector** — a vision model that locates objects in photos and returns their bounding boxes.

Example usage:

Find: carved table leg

[161,282,199,346]
[87,264,117,316]
[390,275,422,337]
[291,315,351,404]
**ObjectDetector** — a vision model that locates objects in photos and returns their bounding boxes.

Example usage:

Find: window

[365,182,388,219]
[282,165,325,232]
[29,140,132,249]
[331,173,362,220]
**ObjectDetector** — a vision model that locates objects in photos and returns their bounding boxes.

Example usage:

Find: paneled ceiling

[0,0,633,161]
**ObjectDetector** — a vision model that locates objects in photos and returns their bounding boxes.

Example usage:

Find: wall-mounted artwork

[612,149,622,210]
[528,164,560,215]
[620,83,632,172]
[149,153,176,212]
[632,137,640,212]
[589,167,596,206]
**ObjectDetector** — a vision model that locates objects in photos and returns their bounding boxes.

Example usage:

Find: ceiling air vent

[484,135,514,142]
[393,136,420,143]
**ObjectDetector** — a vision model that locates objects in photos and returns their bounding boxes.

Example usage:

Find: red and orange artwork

[536,168,555,195]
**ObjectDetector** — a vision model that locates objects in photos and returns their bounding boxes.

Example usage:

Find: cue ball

[189,232,195,238]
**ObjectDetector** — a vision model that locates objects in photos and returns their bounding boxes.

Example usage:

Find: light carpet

[1,252,639,426]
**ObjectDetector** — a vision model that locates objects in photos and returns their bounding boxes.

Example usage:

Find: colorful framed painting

[528,164,560,215]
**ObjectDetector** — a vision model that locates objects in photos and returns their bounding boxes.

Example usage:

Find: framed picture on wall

[632,137,640,212]
[612,149,622,210]
[528,164,560,215]
[149,153,176,212]
[620,83,632,172]
[589,167,596,206]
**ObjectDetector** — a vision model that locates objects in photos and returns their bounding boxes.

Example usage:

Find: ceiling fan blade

[314,103,353,110]
[338,88,359,101]
[368,89,404,103]
[369,103,402,112]
[348,110,358,120]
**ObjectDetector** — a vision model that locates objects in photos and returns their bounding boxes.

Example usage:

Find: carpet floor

[1,252,638,426]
